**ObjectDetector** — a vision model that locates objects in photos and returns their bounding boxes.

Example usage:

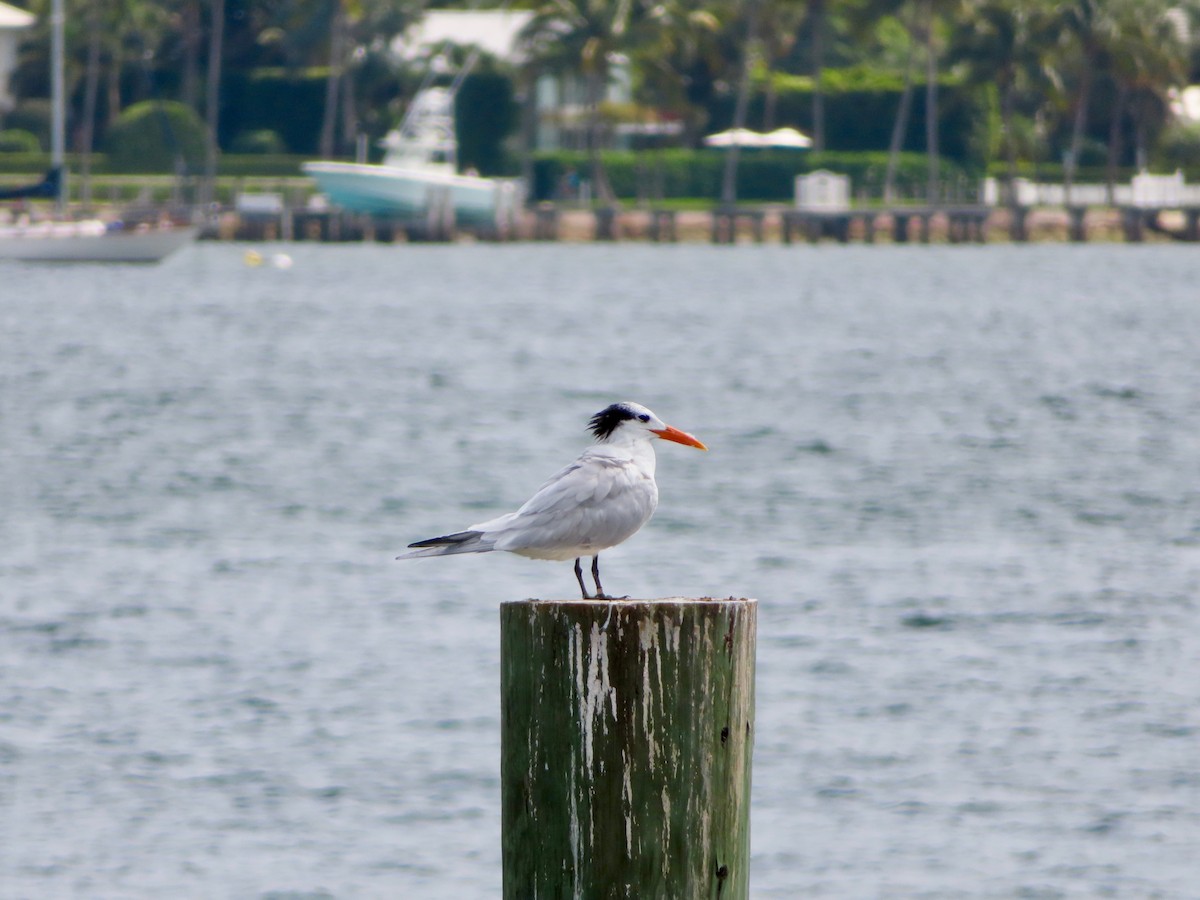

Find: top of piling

[504,596,755,607]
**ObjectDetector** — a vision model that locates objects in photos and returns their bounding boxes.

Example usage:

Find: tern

[396,401,707,599]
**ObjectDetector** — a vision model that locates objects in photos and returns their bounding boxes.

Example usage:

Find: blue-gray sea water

[2,242,1199,898]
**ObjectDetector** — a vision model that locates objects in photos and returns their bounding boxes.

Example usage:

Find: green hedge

[0,129,40,153]
[216,154,311,176]
[0,151,54,173]
[0,151,310,177]
[530,149,971,202]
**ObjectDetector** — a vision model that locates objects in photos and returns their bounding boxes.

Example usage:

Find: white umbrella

[703,127,812,149]
[702,128,769,148]
[762,127,813,148]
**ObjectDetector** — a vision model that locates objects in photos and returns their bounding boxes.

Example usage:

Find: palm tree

[756,0,807,130]
[198,0,223,203]
[720,0,760,205]
[177,0,203,110]
[950,0,1058,203]
[520,0,645,205]
[256,0,415,159]
[864,0,951,204]
[883,0,919,202]
[636,1,723,145]
[921,0,941,203]
[79,0,102,207]
[1056,0,1110,203]
[1103,0,1184,196]
[319,0,349,158]
[808,0,826,151]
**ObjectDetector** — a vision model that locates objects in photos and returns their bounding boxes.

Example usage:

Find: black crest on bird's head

[588,402,639,441]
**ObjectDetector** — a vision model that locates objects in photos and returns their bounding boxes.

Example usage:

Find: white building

[0,1,35,114]
[394,9,533,65]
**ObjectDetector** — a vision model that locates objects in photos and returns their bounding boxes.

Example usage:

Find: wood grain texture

[501,598,756,900]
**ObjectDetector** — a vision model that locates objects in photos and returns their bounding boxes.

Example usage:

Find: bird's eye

[638,414,651,422]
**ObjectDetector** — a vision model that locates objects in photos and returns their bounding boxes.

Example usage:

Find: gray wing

[471,454,657,556]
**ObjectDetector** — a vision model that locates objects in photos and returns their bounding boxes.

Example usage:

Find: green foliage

[4,101,51,150]
[3,0,1191,183]
[767,65,956,94]
[220,70,329,155]
[709,70,987,166]
[530,149,971,202]
[104,101,208,173]
[1156,120,1200,170]
[219,67,516,167]
[0,129,40,153]
[455,70,519,176]
[230,129,288,155]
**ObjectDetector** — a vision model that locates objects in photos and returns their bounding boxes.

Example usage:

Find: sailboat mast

[50,0,66,212]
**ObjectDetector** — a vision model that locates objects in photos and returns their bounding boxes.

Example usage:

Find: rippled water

[2,243,1199,898]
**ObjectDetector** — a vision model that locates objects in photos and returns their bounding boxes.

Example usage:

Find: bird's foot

[594,593,629,601]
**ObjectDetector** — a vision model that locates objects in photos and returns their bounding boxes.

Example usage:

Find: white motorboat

[302,87,521,228]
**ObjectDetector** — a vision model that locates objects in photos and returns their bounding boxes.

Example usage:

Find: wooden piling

[1009,205,1030,242]
[648,209,677,243]
[595,207,619,241]
[534,203,560,241]
[1121,207,1146,242]
[711,207,735,244]
[1067,205,1088,242]
[918,212,932,244]
[1186,209,1200,242]
[500,597,756,900]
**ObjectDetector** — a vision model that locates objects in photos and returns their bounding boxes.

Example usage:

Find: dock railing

[982,171,1200,209]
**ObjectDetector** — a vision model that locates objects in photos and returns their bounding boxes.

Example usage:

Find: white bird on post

[396,401,707,599]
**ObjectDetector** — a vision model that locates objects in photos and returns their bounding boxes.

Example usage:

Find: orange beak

[651,425,708,450]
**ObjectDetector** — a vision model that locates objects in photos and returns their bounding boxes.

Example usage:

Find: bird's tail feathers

[395,530,492,560]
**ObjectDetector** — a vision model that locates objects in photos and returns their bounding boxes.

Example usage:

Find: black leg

[574,557,592,599]
[591,556,609,600]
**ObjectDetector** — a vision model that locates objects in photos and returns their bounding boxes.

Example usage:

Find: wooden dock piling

[1067,205,1088,242]
[1120,207,1147,242]
[533,203,560,240]
[500,597,756,900]
[1009,205,1030,242]
[648,209,678,242]
[594,206,619,240]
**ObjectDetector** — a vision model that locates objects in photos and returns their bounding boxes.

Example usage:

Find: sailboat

[0,0,196,263]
